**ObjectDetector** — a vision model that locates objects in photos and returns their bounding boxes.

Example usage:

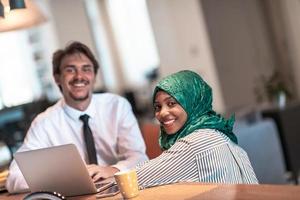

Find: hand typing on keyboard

[87,164,120,182]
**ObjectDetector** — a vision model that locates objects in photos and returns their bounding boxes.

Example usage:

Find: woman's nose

[159,106,170,118]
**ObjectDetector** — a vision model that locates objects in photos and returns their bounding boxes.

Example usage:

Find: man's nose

[74,69,84,78]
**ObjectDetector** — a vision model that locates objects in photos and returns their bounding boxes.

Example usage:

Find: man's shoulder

[92,93,128,105]
[31,100,64,125]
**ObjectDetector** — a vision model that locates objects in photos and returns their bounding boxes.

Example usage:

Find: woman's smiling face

[154,91,188,135]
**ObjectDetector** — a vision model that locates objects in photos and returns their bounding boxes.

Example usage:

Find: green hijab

[153,70,237,150]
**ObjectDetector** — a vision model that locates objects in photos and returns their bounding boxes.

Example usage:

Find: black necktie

[79,114,98,164]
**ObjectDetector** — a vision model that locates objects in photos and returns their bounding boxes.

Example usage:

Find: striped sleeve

[136,129,258,189]
[136,137,198,189]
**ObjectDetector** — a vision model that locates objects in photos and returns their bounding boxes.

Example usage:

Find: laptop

[14,144,112,196]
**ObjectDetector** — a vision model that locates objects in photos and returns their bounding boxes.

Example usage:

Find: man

[6,41,148,193]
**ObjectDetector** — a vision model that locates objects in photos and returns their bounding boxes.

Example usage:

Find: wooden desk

[1,183,300,200]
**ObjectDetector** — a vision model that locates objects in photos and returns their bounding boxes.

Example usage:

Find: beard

[68,78,91,101]
[69,91,90,101]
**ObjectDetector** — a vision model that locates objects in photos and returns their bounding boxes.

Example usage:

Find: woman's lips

[162,119,175,127]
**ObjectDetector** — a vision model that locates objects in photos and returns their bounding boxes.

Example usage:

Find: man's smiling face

[54,53,96,108]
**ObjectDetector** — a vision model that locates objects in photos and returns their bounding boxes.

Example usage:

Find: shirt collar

[63,96,96,121]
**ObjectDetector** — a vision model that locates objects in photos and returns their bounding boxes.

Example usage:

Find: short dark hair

[52,41,99,75]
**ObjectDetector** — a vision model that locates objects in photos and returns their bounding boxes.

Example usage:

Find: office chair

[234,118,287,184]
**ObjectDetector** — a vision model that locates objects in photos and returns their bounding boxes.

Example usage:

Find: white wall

[147,0,225,113]
[281,0,300,99]
[47,0,105,91]
[48,0,94,50]
[201,0,276,113]
[44,0,300,114]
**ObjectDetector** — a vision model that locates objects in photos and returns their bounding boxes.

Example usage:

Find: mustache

[69,78,89,85]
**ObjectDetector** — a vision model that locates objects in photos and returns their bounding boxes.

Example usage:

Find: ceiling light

[0,0,47,32]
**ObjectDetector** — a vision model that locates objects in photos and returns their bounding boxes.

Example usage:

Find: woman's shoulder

[183,129,229,141]
[180,129,230,150]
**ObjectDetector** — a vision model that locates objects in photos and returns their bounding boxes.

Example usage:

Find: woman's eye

[168,101,176,107]
[154,105,161,112]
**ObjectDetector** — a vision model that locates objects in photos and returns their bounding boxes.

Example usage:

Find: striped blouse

[136,129,258,189]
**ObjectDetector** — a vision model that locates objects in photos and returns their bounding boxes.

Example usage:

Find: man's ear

[54,74,60,85]
[54,74,63,92]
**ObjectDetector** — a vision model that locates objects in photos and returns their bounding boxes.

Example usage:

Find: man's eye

[83,66,93,72]
[64,68,75,73]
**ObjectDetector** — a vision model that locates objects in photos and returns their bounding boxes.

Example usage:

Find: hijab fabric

[153,70,237,150]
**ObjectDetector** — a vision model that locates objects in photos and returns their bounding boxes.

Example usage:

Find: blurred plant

[254,70,292,104]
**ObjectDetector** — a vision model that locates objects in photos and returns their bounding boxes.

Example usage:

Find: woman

[136,70,258,188]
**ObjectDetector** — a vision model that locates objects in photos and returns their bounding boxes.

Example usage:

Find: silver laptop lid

[14,144,97,196]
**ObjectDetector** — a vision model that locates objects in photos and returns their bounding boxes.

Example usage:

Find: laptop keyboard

[95,182,115,192]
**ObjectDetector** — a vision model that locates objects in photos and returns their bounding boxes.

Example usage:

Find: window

[85,0,160,91]
[0,30,42,108]
[106,0,159,88]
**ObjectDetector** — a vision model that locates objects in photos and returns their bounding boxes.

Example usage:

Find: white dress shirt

[6,93,148,193]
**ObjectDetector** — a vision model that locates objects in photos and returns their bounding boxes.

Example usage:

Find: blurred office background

[1,0,300,185]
